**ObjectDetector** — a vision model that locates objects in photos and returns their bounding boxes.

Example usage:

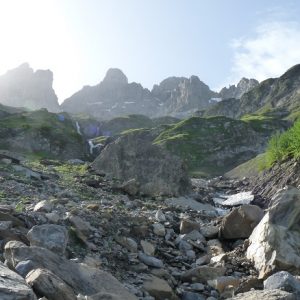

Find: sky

[0,0,299,103]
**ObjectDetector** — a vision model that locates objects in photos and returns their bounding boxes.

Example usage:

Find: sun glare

[0,0,81,101]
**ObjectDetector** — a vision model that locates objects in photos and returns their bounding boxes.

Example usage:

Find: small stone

[180,230,206,242]
[155,210,166,222]
[190,283,205,291]
[116,236,138,253]
[208,276,240,293]
[45,212,60,223]
[86,204,100,211]
[33,200,53,213]
[180,219,200,234]
[83,256,102,268]
[153,223,166,236]
[141,240,155,256]
[200,225,219,238]
[181,266,226,283]
[196,255,210,266]
[138,253,164,268]
[143,276,177,300]
[181,291,205,300]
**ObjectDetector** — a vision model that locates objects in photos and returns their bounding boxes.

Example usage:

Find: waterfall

[75,121,82,135]
[88,140,103,155]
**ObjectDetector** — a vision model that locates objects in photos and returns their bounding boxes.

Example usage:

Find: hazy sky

[0,0,299,103]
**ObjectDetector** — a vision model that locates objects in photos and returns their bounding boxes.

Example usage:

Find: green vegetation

[101,114,154,135]
[225,153,267,179]
[153,116,258,177]
[265,119,300,167]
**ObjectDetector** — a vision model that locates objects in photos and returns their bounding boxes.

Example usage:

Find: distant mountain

[219,78,259,99]
[61,68,218,120]
[0,63,60,112]
[152,76,219,118]
[61,68,160,120]
[205,64,300,120]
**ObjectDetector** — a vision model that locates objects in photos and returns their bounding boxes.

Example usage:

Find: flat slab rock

[165,197,216,213]
[231,289,296,299]
[214,191,254,206]
[0,261,37,300]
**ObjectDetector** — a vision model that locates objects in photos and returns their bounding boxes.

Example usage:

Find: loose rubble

[0,156,300,299]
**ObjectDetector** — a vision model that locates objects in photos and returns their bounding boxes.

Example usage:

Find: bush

[265,119,300,166]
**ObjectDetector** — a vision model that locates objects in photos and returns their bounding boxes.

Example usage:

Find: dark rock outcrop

[0,63,60,112]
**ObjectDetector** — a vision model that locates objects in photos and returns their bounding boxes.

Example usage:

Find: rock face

[62,68,160,120]
[92,129,191,197]
[0,63,59,112]
[219,78,259,100]
[247,187,300,277]
[61,69,218,120]
[221,205,264,239]
[152,76,218,118]
[0,261,37,299]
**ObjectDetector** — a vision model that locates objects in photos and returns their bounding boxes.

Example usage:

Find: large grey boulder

[27,225,68,255]
[264,271,300,295]
[92,130,191,197]
[247,187,300,277]
[4,241,137,299]
[26,268,76,300]
[0,261,37,299]
[221,205,264,239]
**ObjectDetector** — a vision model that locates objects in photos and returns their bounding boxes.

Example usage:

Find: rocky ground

[0,153,299,299]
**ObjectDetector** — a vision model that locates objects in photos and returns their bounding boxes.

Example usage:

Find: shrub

[265,119,300,166]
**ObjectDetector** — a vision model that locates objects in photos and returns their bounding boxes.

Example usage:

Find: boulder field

[0,153,300,299]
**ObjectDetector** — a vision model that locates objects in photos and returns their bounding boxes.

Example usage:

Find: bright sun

[0,0,81,101]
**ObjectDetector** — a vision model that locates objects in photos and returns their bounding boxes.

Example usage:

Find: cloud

[228,21,300,85]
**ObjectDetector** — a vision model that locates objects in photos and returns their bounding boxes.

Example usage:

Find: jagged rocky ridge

[0,63,60,112]
[61,69,221,120]
[219,78,259,100]
[205,64,300,120]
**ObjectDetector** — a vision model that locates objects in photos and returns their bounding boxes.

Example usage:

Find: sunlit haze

[0,0,299,103]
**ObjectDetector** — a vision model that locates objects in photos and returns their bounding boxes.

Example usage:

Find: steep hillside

[153,116,284,177]
[0,109,86,159]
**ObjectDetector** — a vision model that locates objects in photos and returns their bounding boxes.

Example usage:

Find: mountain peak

[103,68,128,85]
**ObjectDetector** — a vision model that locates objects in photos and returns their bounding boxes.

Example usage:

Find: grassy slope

[0,109,83,159]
